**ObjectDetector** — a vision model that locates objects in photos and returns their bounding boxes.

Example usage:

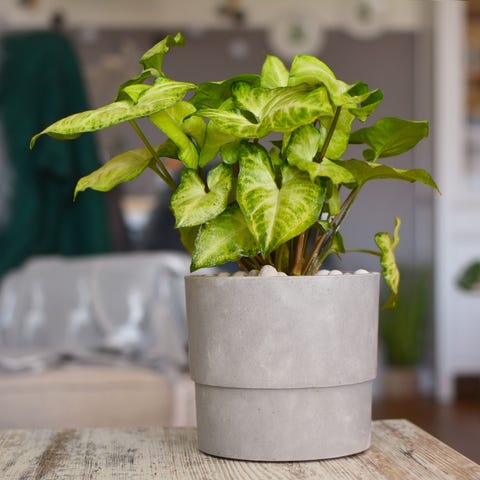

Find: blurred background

[0,0,478,463]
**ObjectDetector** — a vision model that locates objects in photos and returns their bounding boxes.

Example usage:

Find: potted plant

[31,33,438,461]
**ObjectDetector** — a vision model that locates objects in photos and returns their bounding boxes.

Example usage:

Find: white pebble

[248,269,259,276]
[329,270,343,276]
[277,271,288,276]
[317,270,330,276]
[354,269,369,275]
[233,271,247,277]
[217,271,231,277]
[259,265,278,277]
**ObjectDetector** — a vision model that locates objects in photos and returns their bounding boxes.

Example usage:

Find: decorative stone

[354,269,369,275]
[217,271,231,277]
[258,265,278,277]
[317,270,330,276]
[329,270,343,275]
[248,269,259,276]
[233,271,247,277]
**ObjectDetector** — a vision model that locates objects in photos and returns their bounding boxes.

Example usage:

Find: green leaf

[220,141,242,164]
[335,159,439,191]
[183,116,207,147]
[74,147,153,199]
[318,108,355,159]
[190,74,260,108]
[199,83,332,139]
[233,82,332,131]
[191,204,259,270]
[329,231,345,258]
[170,163,233,227]
[289,157,354,184]
[198,122,237,167]
[31,79,195,147]
[286,126,354,184]
[285,124,320,164]
[375,217,401,309]
[269,147,284,166]
[149,101,199,168]
[237,143,324,255]
[117,84,151,104]
[198,105,268,139]
[115,69,157,102]
[260,55,289,88]
[327,182,341,215]
[179,226,199,254]
[349,117,429,161]
[289,55,352,106]
[347,83,384,121]
[139,32,184,73]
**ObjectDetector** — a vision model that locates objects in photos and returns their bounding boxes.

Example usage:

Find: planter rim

[185,272,379,389]
[186,271,380,280]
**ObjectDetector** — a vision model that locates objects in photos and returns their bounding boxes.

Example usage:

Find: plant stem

[315,106,342,163]
[302,231,327,275]
[346,248,381,257]
[302,187,360,275]
[129,120,177,191]
[292,231,306,275]
[333,187,359,229]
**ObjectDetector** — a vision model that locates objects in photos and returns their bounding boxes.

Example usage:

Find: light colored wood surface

[0,420,478,479]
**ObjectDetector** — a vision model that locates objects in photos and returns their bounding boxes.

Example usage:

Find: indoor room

[0,0,478,477]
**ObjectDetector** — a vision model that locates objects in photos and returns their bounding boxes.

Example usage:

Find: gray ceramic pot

[185,273,380,461]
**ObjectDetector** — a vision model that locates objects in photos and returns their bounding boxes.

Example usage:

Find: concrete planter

[185,272,380,461]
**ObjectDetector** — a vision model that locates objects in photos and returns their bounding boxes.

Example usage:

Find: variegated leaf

[198,107,268,139]
[288,157,354,184]
[199,83,332,139]
[74,148,152,199]
[140,32,184,72]
[190,74,260,108]
[73,141,177,199]
[237,143,324,255]
[289,55,353,107]
[334,159,439,191]
[347,82,384,121]
[31,79,195,146]
[115,69,157,102]
[179,226,199,254]
[232,82,333,132]
[375,217,401,309]
[260,55,289,88]
[171,163,233,227]
[149,101,199,168]
[191,204,259,270]
[285,127,354,183]
[286,124,320,163]
[198,122,237,167]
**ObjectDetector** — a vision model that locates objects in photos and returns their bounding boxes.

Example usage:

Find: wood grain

[0,420,478,479]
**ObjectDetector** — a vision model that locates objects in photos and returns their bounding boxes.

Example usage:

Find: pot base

[195,381,373,461]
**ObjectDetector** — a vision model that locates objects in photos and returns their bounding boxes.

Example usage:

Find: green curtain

[0,31,112,277]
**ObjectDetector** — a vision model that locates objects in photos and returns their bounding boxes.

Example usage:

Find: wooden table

[0,420,478,479]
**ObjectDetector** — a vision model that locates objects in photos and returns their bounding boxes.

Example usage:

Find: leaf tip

[30,133,42,149]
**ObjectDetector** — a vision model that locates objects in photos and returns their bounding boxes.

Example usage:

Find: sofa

[0,251,200,428]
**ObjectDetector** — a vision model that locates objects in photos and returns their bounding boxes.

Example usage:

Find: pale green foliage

[31,33,439,307]
[375,218,402,309]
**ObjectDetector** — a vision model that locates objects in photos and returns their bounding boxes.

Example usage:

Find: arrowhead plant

[31,32,438,307]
